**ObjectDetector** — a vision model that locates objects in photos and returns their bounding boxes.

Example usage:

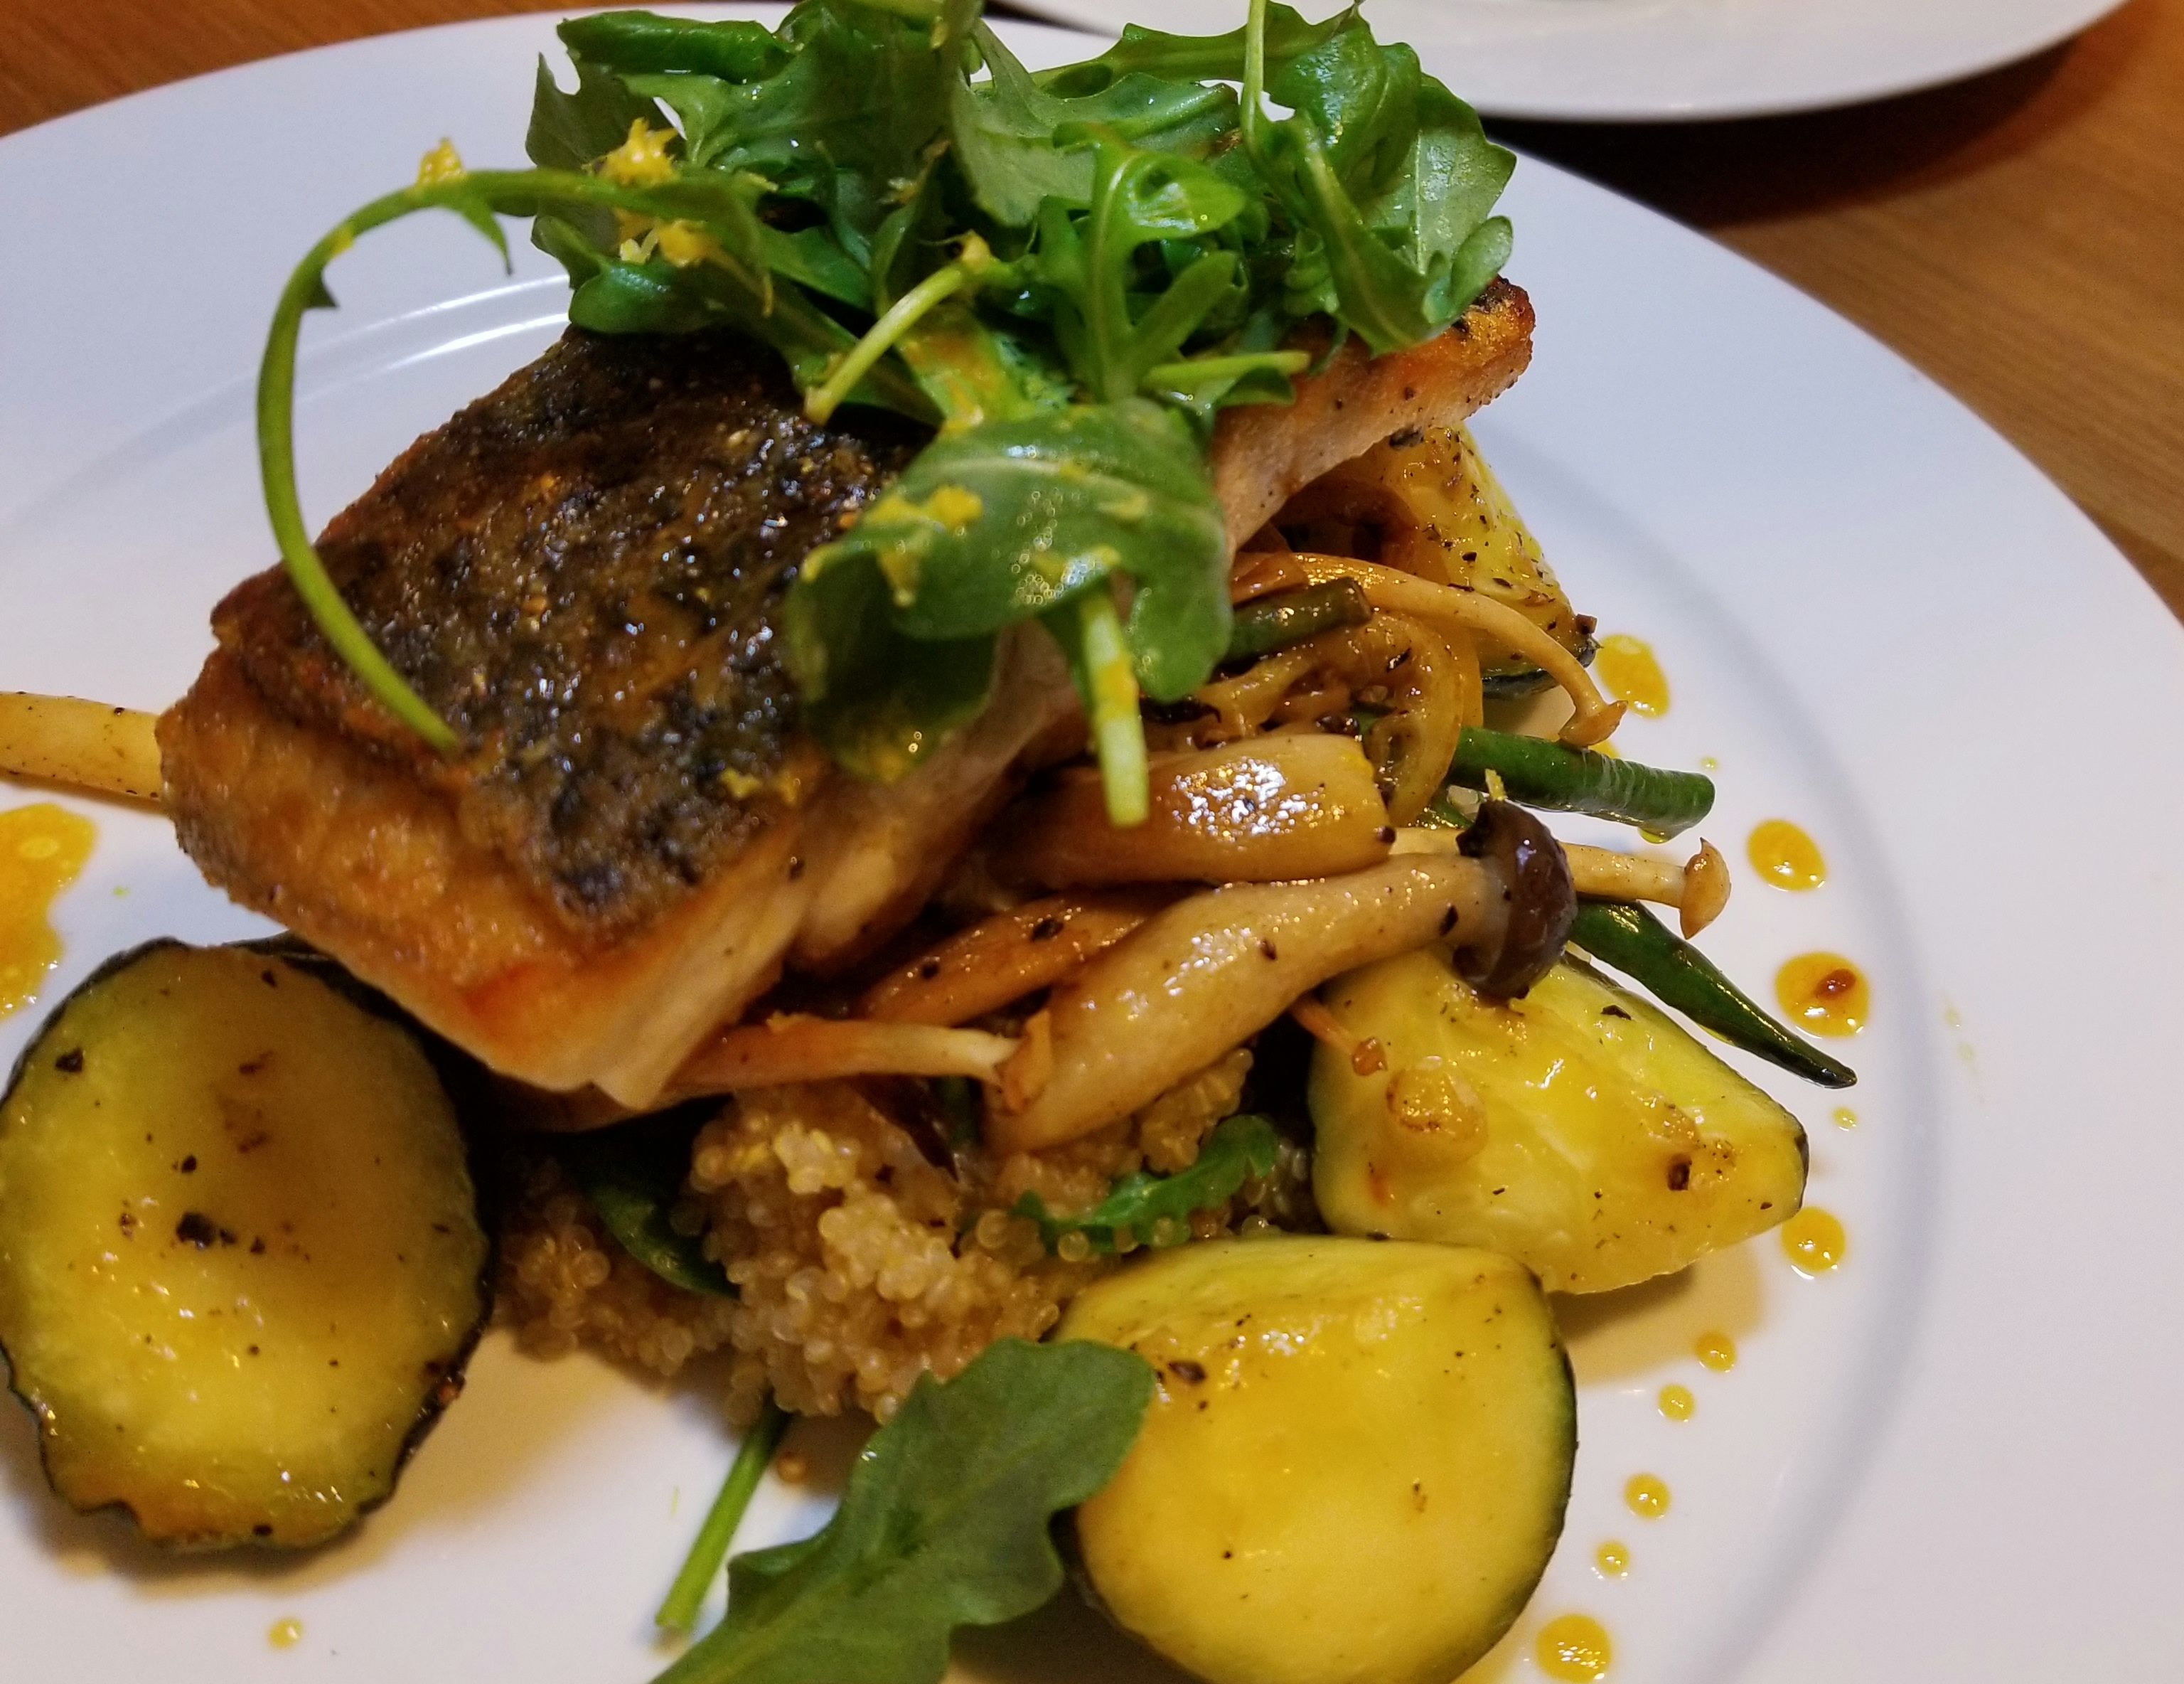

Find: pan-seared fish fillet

[160,285,1532,1108]
[1214,278,1533,542]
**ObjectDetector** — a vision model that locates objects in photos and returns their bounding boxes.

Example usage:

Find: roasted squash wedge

[0,941,490,1548]
[1310,947,1807,1292]
[1062,1237,1573,1684]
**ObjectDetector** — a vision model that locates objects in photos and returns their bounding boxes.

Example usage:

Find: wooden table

[8,0,2180,611]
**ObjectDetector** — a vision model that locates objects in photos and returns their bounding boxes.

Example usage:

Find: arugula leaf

[555,1109,732,1298]
[788,397,1228,686]
[948,23,1236,227]
[1034,3,1351,91]
[1244,0,1514,351]
[653,1338,1155,1684]
[781,551,997,782]
[1028,129,1254,402]
[1015,1113,1281,1253]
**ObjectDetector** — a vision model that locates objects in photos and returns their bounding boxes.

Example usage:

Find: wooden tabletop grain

[7,0,2180,613]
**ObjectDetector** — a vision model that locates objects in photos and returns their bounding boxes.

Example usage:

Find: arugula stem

[261,165,928,752]
[1241,0,1270,169]
[806,260,970,425]
[259,186,483,751]
[840,0,943,22]
[1074,588,1150,827]
[656,1399,791,1636]
[1144,350,1310,389]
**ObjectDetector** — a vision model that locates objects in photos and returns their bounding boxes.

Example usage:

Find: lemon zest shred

[654,220,722,269]
[415,139,466,188]
[599,119,678,188]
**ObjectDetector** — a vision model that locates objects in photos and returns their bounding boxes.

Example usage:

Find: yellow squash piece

[0,942,490,1547]
[1311,949,1807,1292]
[1280,423,1589,683]
[1062,1236,1573,1684]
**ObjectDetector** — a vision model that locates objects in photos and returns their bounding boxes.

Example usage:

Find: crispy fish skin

[166,329,910,1103]
[161,653,815,1099]
[161,287,1534,1109]
[210,329,920,942]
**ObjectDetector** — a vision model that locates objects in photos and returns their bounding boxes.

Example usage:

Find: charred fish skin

[160,292,1536,1106]
[213,329,923,941]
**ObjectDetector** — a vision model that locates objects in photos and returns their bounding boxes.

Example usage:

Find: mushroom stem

[1285,555,1624,747]
[1563,840,1730,937]
[990,804,1576,1155]
[0,693,164,805]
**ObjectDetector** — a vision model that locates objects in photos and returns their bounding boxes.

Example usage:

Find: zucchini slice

[1310,948,1808,1293]
[1062,1237,1573,1684]
[0,942,490,1548]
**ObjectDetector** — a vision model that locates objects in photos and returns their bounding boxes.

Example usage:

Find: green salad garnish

[658,1338,1155,1684]
[257,0,1515,821]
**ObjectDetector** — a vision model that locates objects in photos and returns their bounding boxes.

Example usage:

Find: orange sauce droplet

[1624,1473,1671,1519]
[1536,1614,1614,1680]
[1595,635,1669,717]
[1594,1540,1630,1577]
[1774,952,1868,1037]
[1694,1331,1736,1372]
[1782,1207,1848,1275]
[1657,1384,1694,1422]
[1833,1106,1858,1130]
[0,804,96,1018]
[1747,819,1826,890]
[267,1619,304,1650]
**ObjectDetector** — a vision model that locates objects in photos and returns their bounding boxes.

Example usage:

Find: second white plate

[1005,0,2129,120]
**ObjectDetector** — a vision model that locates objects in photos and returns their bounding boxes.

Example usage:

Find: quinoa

[497,1153,739,1375]
[495,1046,1315,1424]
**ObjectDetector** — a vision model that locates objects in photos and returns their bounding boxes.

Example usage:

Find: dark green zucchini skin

[0,937,497,1549]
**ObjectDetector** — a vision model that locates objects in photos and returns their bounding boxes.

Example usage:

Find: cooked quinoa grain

[494,1048,1315,1424]
[498,1155,739,1375]
[692,1083,1108,1422]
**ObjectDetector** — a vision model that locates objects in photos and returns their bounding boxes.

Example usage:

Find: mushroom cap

[1455,800,1575,998]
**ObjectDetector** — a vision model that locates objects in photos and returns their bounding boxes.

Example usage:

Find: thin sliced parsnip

[670,1014,1019,1096]
[0,694,163,802]
[1288,556,1623,747]
[860,893,1166,1026]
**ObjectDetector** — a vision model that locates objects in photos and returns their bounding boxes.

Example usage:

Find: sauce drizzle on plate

[0,804,95,1018]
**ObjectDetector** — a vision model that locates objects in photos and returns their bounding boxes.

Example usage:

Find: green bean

[1222,578,1371,662]
[1447,727,1713,838]
[1569,900,1855,1089]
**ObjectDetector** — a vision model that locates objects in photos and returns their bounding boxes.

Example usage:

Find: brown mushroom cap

[1455,800,1575,998]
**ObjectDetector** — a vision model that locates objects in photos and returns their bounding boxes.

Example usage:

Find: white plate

[3,9,2181,1683]
[1006,0,2130,121]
